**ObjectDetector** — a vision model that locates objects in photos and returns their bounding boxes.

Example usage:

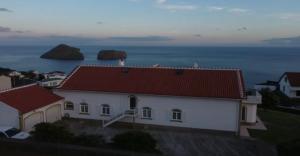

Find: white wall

[242,104,257,123]
[55,90,240,132]
[0,102,20,128]
[0,75,12,90]
[279,75,300,98]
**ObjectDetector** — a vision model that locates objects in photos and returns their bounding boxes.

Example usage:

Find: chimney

[119,58,125,67]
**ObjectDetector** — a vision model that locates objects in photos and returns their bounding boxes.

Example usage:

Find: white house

[43,71,66,80]
[279,72,300,98]
[254,81,278,91]
[38,78,64,88]
[0,75,12,90]
[54,65,261,134]
[0,84,64,131]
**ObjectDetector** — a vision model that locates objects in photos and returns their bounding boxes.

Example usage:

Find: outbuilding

[0,84,64,131]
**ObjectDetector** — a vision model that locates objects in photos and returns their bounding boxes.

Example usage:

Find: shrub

[260,88,280,109]
[30,123,74,143]
[112,131,157,153]
[74,134,105,147]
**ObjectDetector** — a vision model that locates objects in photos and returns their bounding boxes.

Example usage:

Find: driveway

[58,119,277,156]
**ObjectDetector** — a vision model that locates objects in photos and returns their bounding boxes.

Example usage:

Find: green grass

[249,109,300,156]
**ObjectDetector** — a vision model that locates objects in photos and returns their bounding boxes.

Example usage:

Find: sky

[0,0,300,46]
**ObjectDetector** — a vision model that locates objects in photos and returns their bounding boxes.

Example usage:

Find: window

[129,95,137,109]
[142,107,152,119]
[101,104,110,115]
[171,109,182,121]
[296,91,300,96]
[64,101,74,110]
[285,77,288,82]
[283,86,286,92]
[80,103,88,114]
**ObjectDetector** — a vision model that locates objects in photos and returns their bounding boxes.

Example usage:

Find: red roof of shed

[0,84,64,114]
[59,66,245,99]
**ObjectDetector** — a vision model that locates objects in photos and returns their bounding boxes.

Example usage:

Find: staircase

[102,109,137,128]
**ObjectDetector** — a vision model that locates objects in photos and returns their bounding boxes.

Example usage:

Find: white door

[23,112,43,132]
[46,105,61,123]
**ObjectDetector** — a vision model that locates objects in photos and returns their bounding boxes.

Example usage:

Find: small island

[97,50,127,60]
[40,44,84,60]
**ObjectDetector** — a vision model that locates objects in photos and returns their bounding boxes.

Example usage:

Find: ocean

[1,46,300,88]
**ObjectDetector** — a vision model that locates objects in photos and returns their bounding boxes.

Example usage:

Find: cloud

[0,26,11,32]
[97,21,103,24]
[264,36,300,46]
[156,0,167,4]
[153,0,197,11]
[207,6,224,12]
[107,36,172,42]
[228,8,249,14]
[194,34,202,38]
[237,27,247,31]
[158,4,197,11]
[278,13,300,20]
[0,8,12,12]
[0,35,173,45]
[0,26,29,33]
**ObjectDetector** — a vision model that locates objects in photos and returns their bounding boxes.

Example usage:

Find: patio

[57,118,276,156]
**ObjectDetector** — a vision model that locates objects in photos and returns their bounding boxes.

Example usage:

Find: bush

[112,131,157,153]
[30,123,74,143]
[260,88,280,109]
[31,123,105,147]
[74,134,105,147]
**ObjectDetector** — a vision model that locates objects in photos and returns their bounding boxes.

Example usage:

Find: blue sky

[0,0,300,46]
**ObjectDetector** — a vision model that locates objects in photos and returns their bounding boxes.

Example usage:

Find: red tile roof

[0,84,64,114]
[59,66,245,99]
[286,72,300,87]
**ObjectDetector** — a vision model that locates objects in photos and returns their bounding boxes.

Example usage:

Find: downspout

[237,100,242,136]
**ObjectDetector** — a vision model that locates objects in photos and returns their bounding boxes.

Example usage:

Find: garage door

[46,104,61,123]
[24,112,43,132]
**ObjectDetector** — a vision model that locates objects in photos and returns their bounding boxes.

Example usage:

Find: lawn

[249,109,300,156]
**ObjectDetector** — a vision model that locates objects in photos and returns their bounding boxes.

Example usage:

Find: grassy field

[249,109,300,156]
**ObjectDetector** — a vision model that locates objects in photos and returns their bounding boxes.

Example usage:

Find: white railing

[102,109,138,128]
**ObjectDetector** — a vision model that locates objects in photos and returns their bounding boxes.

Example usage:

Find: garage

[0,84,64,131]
[46,104,61,123]
[23,112,44,131]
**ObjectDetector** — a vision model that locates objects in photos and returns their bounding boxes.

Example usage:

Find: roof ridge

[236,70,245,98]
[57,65,81,89]
[0,83,37,94]
[78,64,241,71]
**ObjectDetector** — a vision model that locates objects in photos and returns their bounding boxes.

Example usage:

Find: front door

[129,96,137,110]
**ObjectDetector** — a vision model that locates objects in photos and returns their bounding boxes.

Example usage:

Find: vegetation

[112,131,158,153]
[249,109,300,156]
[259,88,280,109]
[31,123,104,147]
[40,44,84,60]
[30,123,74,143]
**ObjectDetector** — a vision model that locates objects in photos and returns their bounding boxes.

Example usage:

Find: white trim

[57,66,81,89]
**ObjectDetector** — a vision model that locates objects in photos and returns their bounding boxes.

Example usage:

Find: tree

[260,88,280,110]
